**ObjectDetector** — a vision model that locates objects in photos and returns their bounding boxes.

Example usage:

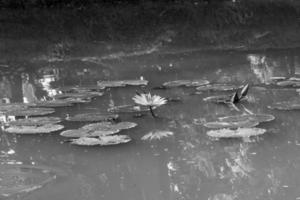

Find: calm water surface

[1,46,300,200]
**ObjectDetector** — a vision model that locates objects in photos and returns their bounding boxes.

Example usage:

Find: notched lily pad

[97,79,148,88]
[4,124,64,134]
[141,130,174,141]
[0,164,58,197]
[5,108,55,117]
[108,104,153,113]
[268,101,300,110]
[70,135,132,146]
[196,84,242,92]
[207,128,266,138]
[219,114,275,123]
[60,122,137,138]
[31,100,73,108]
[8,117,61,126]
[203,120,259,129]
[162,79,209,88]
[66,113,119,122]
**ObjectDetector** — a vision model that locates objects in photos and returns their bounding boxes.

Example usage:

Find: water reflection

[22,73,38,103]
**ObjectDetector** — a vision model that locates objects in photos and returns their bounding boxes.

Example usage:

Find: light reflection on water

[0,49,300,200]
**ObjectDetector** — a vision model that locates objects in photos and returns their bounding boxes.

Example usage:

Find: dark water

[1,45,300,200]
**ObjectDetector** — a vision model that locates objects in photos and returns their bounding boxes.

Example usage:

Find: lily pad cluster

[97,79,148,88]
[4,117,64,134]
[204,113,274,139]
[61,121,136,146]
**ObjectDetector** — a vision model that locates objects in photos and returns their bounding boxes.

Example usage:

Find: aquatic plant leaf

[97,79,148,88]
[66,113,118,122]
[141,130,174,141]
[56,85,105,93]
[207,128,266,138]
[0,164,57,197]
[31,100,73,108]
[112,121,137,129]
[5,124,64,134]
[276,80,300,87]
[70,135,131,146]
[219,114,275,123]
[203,120,259,129]
[108,104,154,113]
[268,102,300,110]
[132,93,167,107]
[63,97,92,104]
[8,117,61,126]
[230,91,239,103]
[0,103,30,113]
[162,79,209,88]
[240,84,249,99]
[196,84,242,92]
[54,91,103,99]
[203,94,232,103]
[5,108,55,117]
[270,76,286,81]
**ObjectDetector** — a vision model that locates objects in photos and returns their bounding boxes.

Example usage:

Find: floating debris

[203,120,259,129]
[70,135,132,146]
[66,113,119,122]
[97,79,148,88]
[162,79,209,88]
[207,128,266,138]
[0,164,58,197]
[196,84,242,92]
[8,117,61,126]
[60,122,137,138]
[5,124,64,134]
[141,130,174,141]
[219,114,275,123]
[5,108,55,117]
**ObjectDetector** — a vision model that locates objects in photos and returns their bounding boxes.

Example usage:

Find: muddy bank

[0,0,300,60]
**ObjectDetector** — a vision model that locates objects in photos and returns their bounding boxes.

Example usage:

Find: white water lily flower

[132,93,167,107]
[141,130,174,141]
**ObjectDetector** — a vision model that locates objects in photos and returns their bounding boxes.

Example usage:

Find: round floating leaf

[70,135,132,146]
[0,164,57,197]
[64,97,92,104]
[66,113,119,122]
[207,128,266,138]
[97,79,148,88]
[276,80,300,87]
[289,77,300,81]
[162,79,209,88]
[268,102,300,110]
[270,76,287,81]
[219,114,275,123]
[203,94,232,103]
[54,91,103,99]
[5,124,64,134]
[56,85,104,93]
[112,122,137,130]
[203,120,259,129]
[8,117,61,126]
[5,108,55,117]
[196,84,242,92]
[108,104,153,113]
[31,100,73,108]
[0,103,30,113]
[141,130,174,141]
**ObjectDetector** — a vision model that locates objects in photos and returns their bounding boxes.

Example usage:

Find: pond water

[1,45,300,200]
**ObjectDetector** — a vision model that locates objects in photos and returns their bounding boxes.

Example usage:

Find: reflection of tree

[22,73,38,103]
[0,76,12,103]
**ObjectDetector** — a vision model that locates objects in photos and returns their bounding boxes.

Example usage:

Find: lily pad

[276,80,300,87]
[60,121,137,138]
[203,94,233,104]
[4,124,64,134]
[8,117,61,126]
[207,128,266,138]
[63,97,92,104]
[108,104,153,113]
[66,113,119,122]
[54,91,103,99]
[56,85,105,93]
[219,114,275,123]
[141,130,174,141]
[5,108,55,117]
[268,102,300,110]
[0,103,30,113]
[162,79,209,88]
[196,84,242,92]
[31,100,73,108]
[97,79,148,88]
[0,164,57,197]
[70,135,132,146]
[203,120,259,129]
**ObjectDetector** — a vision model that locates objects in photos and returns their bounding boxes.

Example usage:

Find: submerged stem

[149,106,157,118]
